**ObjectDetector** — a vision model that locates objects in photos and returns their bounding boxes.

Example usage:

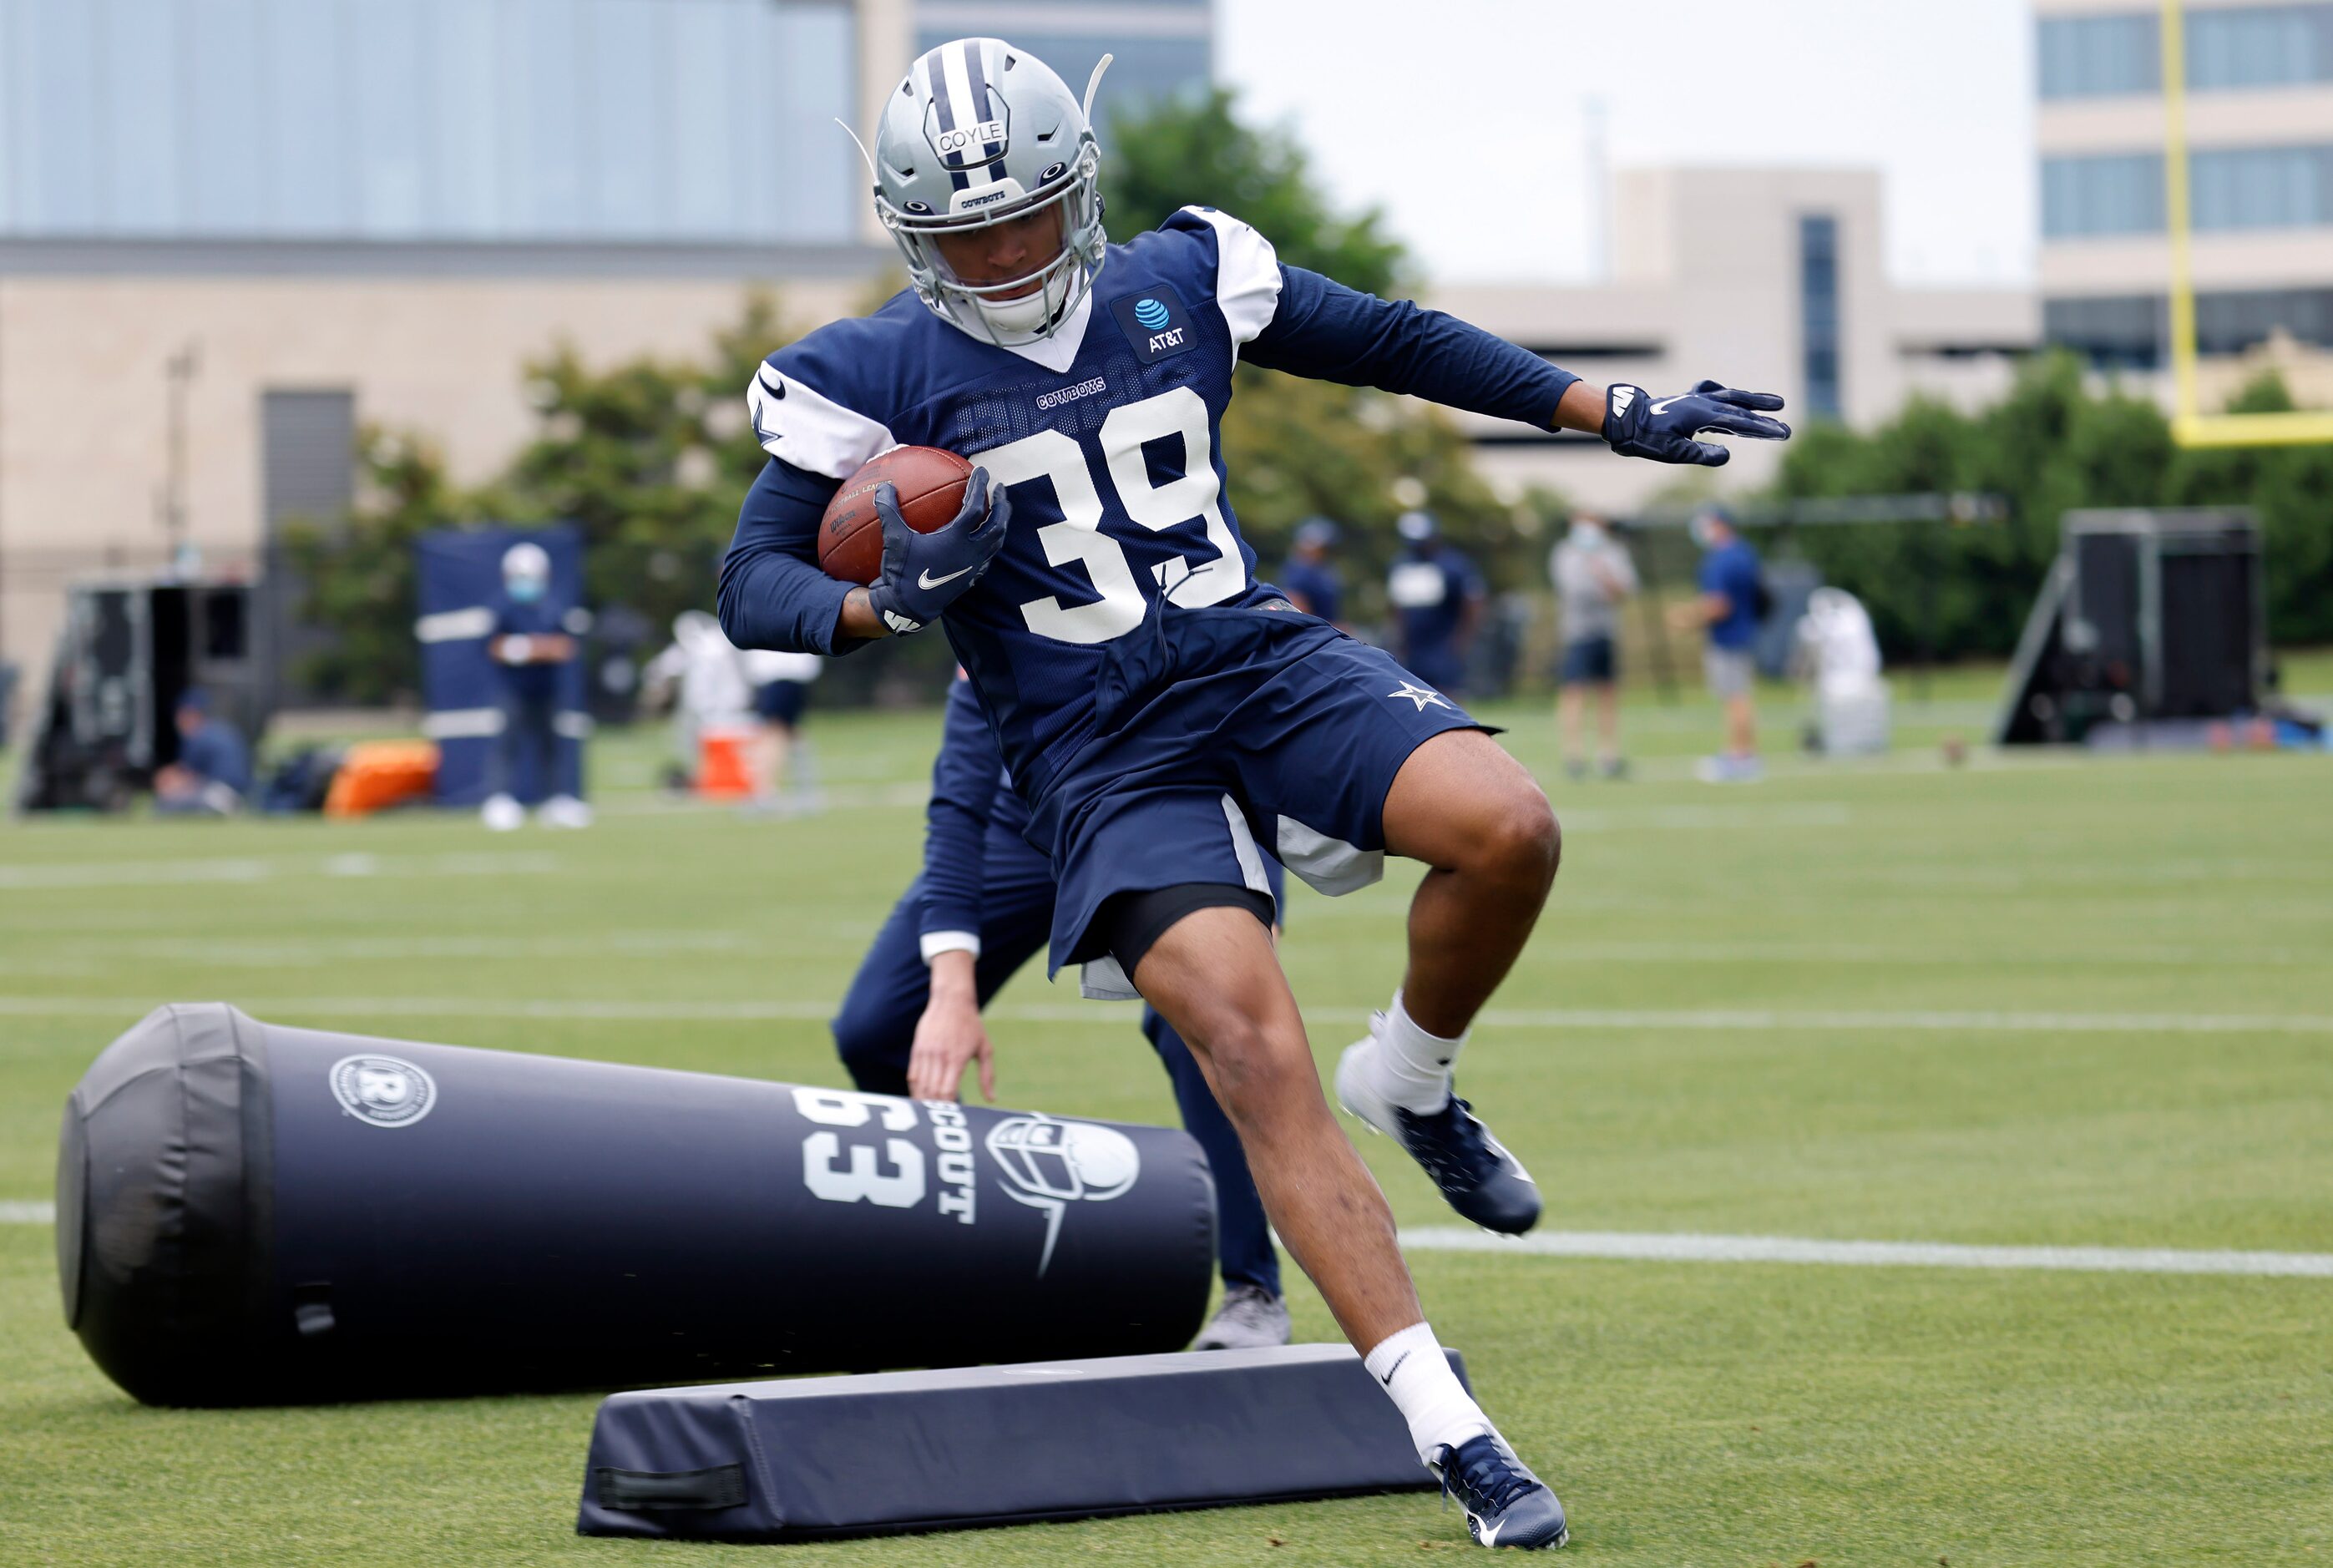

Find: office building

[2038,0,2333,401]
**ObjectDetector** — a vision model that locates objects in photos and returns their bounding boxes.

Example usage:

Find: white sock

[1364,990,1466,1113]
[1363,1322,1489,1463]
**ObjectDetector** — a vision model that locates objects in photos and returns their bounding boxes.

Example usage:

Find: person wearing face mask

[1548,513,1637,780]
[482,540,590,829]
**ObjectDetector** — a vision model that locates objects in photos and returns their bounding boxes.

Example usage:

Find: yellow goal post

[2161,0,2333,444]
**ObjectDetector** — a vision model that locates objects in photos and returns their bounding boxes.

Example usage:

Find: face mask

[1689,518,1717,549]
[508,577,545,604]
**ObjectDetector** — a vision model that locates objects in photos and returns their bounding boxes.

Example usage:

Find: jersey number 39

[974,386,1247,645]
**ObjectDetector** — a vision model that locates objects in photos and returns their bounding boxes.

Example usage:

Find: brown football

[817,446,977,586]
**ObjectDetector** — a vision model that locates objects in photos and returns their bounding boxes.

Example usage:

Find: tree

[280,429,478,705]
[1104,88,1405,295]
[288,296,803,705]
[1773,352,2333,658]
[1106,90,1532,613]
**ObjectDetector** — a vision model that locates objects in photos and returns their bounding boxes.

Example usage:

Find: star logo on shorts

[1389,680,1452,711]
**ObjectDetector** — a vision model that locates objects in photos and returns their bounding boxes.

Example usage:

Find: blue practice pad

[575,1343,1463,1540]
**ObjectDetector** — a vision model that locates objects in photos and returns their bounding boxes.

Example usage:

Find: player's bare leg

[1384,730,1559,1034]
[1136,903,1570,1549]
[1335,728,1556,1234]
[1131,907,1420,1351]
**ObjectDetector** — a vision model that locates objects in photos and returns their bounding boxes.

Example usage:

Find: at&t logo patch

[1109,286,1196,365]
[330,1054,437,1129]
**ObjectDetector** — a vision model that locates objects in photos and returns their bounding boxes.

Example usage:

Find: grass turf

[2,675,2330,1565]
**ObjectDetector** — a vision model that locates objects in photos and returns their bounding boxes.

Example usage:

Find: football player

[721,39,1789,1551]
[830,671,1291,1352]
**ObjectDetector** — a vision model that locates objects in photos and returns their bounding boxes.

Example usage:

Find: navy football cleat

[1430,1432,1569,1550]
[1335,1032,1541,1235]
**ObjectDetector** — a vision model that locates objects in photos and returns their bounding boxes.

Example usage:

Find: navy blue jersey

[720,206,1576,800]
[491,592,571,698]
[1389,547,1485,654]
[919,675,1040,948]
[177,721,251,794]
[1278,556,1344,624]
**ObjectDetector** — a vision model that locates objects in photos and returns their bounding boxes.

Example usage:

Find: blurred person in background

[152,689,250,816]
[641,609,751,792]
[743,649,823,815]
[1549,513,1637,780]
[1386,510,1485,695]
[1278,518,1346,627]
[482,540,590,829]
[1670,505,1765,782]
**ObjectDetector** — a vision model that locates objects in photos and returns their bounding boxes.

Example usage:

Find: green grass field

[3,675,2330,1566]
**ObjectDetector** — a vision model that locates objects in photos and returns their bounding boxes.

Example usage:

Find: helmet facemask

[878,143,1105,348]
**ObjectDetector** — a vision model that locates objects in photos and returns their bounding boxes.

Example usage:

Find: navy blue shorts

[1028,604,1485,991]
[1559,635,1617,685]
[754,680,809,726]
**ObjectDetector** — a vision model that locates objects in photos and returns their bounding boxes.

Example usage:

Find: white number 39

[974,387,1247,645]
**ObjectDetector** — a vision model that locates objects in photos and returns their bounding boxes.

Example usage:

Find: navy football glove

[866,468,1010,635]
[1603,381,1791,467]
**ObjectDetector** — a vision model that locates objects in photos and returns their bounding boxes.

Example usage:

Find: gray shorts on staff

[1703,646,1754,700]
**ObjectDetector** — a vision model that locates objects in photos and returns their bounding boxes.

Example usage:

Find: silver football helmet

[865,38,1110,346]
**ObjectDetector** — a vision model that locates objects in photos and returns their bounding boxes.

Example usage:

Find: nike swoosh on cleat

[917,564,976,590]
[1377,1349,1410,1386]
[1475,1515,1502,1546]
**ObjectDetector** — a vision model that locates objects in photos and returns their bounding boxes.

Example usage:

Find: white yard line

[5,998,2333,1035]
[1,1199,2319,1279]
[0,852,559,892]
[1398,1227,2333,1278]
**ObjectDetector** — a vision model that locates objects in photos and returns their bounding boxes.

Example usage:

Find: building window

[2043,295,2165,370]
[2196,285,2333,350]
[1799,215,1842,421]
[2047,144,2333,237]
[2039,13,2160,98]
[2039,5,2333,99]
[2042,153,2167,238]
[2192,144,2333,229]
[0,0,858,245]
[2189,4,2333,90]
[261,391,357,539]
[2045,285,2333,367]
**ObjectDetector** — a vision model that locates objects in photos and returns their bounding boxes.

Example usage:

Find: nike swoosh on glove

[1604,380,1791,467]
[867,468,1010,635]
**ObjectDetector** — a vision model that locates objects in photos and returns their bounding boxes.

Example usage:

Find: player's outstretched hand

[866,468,1010,635]
[1603,380,1791,467]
